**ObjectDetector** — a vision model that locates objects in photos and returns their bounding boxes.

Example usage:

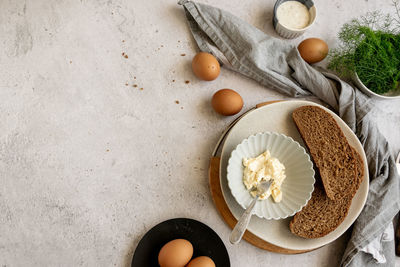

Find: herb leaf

[328,2,400,94]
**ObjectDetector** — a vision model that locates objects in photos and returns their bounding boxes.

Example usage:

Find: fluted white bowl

[227,132,315,220]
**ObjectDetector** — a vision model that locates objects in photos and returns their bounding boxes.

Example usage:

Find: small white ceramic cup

[273,0,317,39]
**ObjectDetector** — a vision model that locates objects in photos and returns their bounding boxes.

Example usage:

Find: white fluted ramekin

[273,0,317,39]
[227,132,315,220]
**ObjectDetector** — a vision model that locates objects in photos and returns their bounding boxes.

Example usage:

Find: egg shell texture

[158,239,193,267]
[191,52,221,81]
[187,256,216,267]
[211,89,243,116]
[298,38,329,64]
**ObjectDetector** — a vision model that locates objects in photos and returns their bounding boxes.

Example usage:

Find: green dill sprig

[328,1,400,94]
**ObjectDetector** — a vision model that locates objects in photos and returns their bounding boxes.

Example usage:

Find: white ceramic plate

[220,100,369,251]
[227,132,315,219]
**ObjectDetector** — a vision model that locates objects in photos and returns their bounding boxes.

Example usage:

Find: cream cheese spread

[276,1,310,30]
[243,150,286,202]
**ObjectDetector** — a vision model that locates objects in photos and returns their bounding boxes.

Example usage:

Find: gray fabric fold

[178,1,400,266]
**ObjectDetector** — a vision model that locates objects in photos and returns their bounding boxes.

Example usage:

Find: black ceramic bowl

[131,218,230,267]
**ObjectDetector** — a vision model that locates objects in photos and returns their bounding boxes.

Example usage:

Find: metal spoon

[229,180,272,244]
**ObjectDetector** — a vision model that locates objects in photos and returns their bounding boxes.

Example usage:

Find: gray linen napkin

[178,1,400,266]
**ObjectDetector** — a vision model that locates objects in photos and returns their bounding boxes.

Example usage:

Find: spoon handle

[229,196,258,244]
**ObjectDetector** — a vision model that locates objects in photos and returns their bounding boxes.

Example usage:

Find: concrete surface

[0,0,399,266]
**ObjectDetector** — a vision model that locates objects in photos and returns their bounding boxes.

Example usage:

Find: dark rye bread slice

[289,146,364,238]
[292,106,357,200]
[289,183,351,238]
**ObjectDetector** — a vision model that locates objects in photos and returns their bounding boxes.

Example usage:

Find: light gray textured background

[0,0,399,266]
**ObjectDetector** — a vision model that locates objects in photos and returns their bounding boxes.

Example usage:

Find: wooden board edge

[256,100,284,109]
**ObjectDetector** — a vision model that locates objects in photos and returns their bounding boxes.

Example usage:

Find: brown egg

[298,38,329,64]
[192,52,220,81]
[158,239,193,267]
[211,89,243,116]
[187,256,216,267]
